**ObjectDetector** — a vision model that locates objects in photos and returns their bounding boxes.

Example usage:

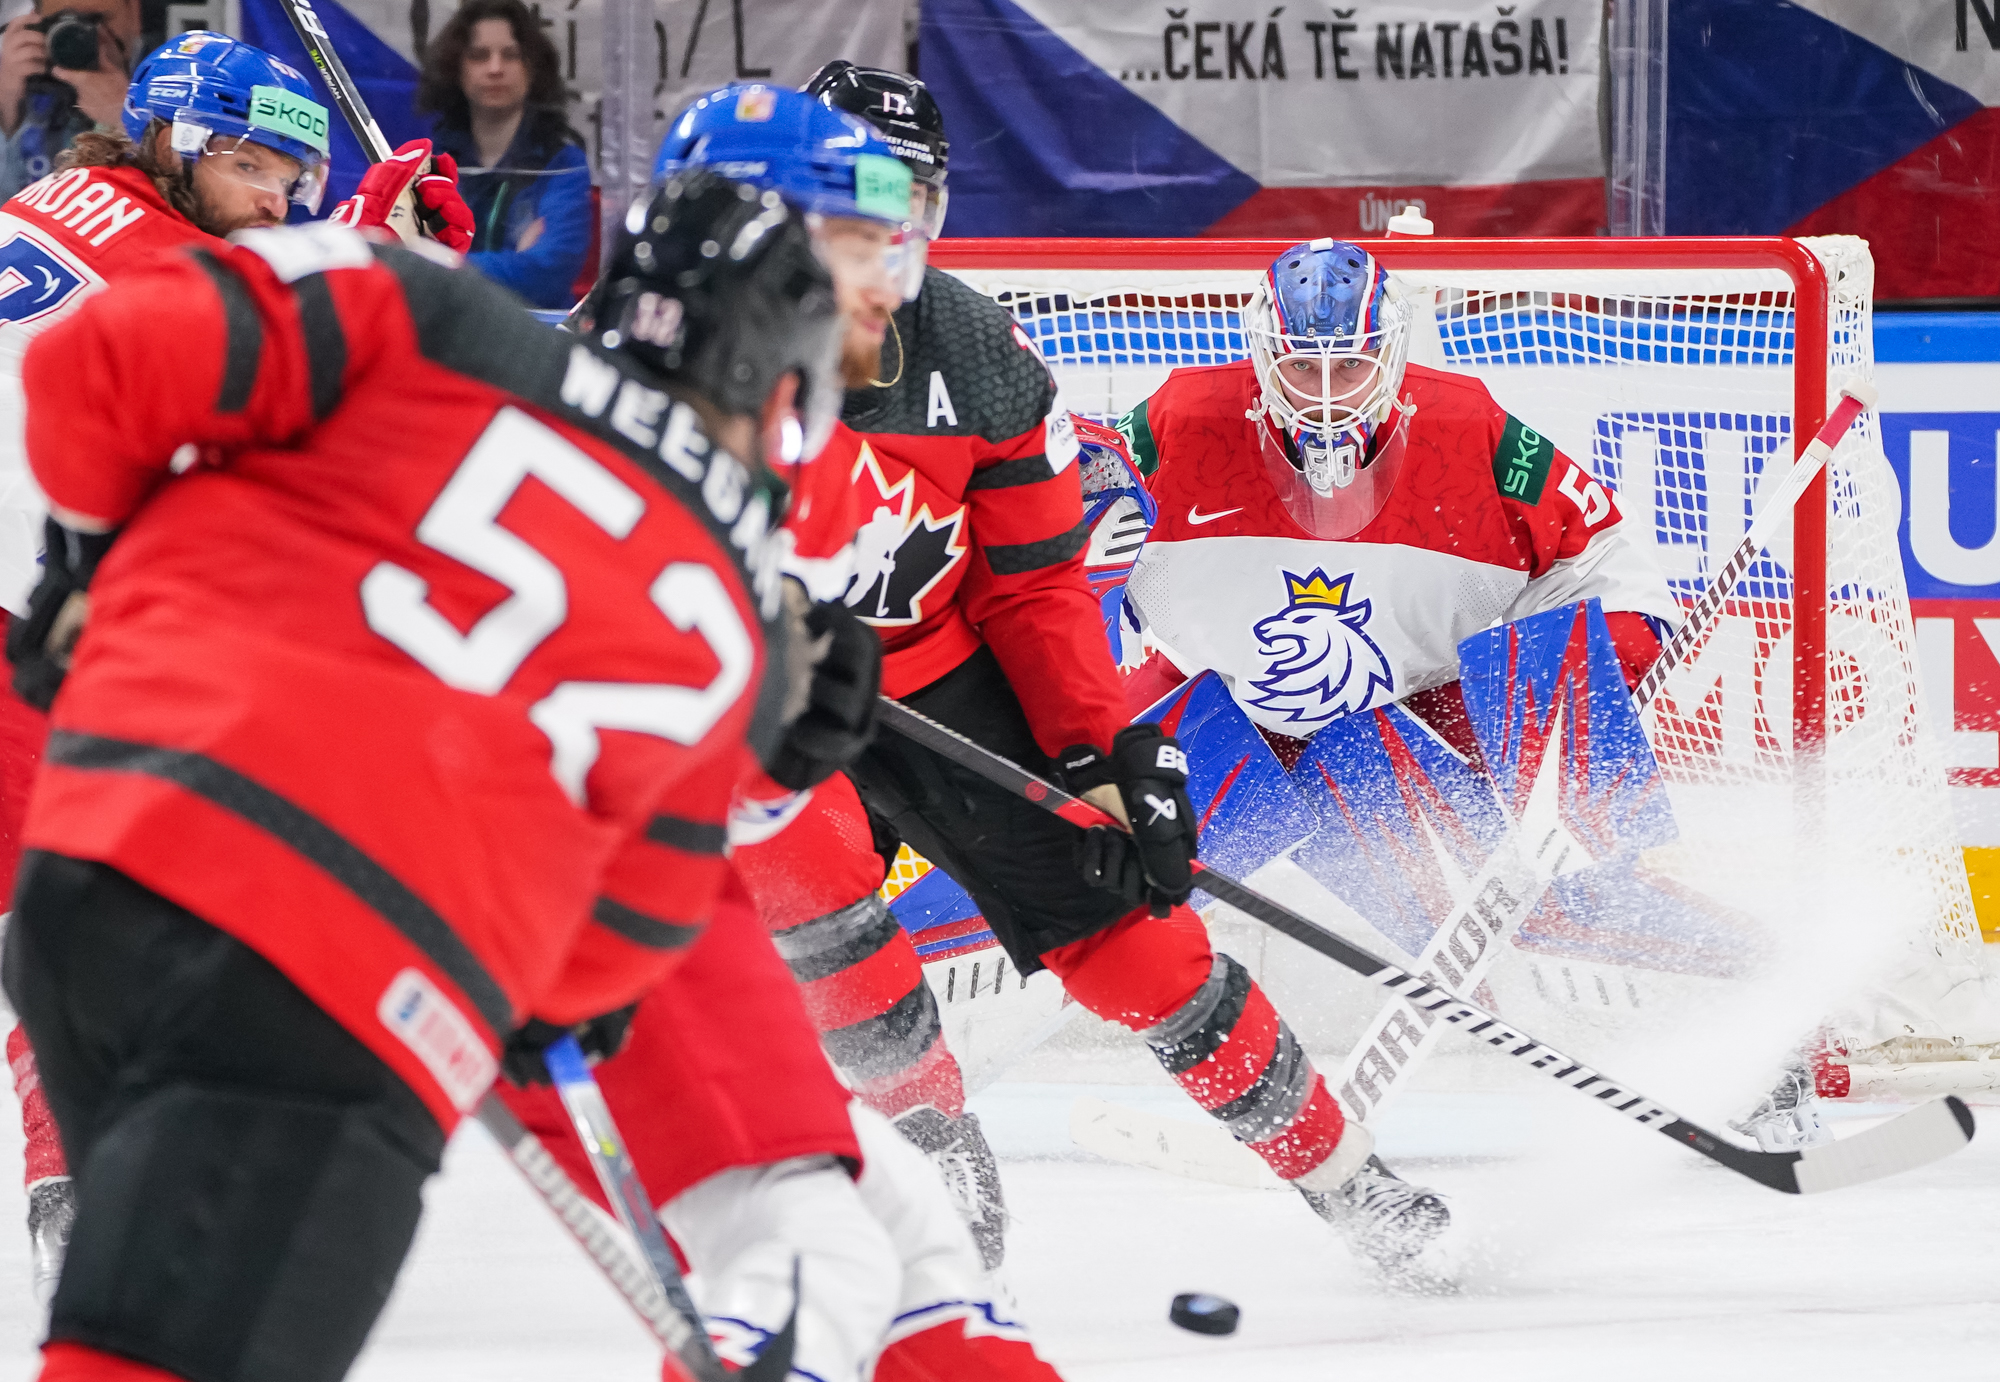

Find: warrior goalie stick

[1311,379,1886,1130]
[536,1036,795,1382]
[875,694,1975,1194]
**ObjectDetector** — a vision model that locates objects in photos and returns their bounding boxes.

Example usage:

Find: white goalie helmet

[1245,239,1414,538]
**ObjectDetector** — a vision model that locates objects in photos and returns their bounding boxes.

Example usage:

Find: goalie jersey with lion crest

[1118,238,1679,734]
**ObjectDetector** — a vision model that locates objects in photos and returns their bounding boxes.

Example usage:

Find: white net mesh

[944,238,1996,1064]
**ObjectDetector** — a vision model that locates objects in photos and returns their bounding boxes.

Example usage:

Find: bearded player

[666,87,1453,1272]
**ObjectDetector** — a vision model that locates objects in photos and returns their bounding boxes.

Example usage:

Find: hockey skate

[1301,1155,1451,1271]
[894,1106,1009,1270]
[1729,1058,1835,1152]
[27,1176,74,1304]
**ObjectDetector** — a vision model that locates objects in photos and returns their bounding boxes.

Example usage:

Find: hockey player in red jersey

[0,31,480,1304]
[0,30,340,1302]
[1,170,837,1382]
[663,84,1414,1271]
[487,95,1071,1382]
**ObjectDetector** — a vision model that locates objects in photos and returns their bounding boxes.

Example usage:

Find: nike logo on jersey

[1187,505,1243,526]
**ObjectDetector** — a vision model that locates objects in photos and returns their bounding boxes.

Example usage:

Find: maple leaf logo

[842,442,968,627]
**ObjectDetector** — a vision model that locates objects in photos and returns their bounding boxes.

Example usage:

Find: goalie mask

[1245,239,1413,539]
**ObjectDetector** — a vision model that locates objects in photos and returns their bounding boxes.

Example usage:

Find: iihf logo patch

[1246,569,1395,726]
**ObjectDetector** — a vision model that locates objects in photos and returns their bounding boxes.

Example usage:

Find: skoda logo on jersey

[842,441,967,627]
[1246,568,1395,726]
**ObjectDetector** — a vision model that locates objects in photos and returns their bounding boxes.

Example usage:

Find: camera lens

[46,16,99,72]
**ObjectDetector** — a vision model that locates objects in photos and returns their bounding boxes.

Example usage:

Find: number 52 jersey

[18,225,791,1127]
[1122,358,1680,737]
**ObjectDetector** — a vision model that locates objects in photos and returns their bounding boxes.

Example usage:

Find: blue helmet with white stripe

[123,31,332,212]
[1245,239,1411,507]
[654,84,912,229]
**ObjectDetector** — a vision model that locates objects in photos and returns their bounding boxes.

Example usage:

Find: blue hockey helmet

[1245,239,1414,538]
[123,32,332,212]
[655,84,912,230]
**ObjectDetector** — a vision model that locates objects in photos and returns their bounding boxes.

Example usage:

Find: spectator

[417,0,589,308]
[0,0,139,199]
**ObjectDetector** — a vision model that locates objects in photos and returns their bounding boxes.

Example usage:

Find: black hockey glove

[6,518,116,712]
[499,1004,639,1087]
[762,598,882,791]
[1063,723,1199,917]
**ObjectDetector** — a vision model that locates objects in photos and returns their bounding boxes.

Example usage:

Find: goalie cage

[929,234,2000,1100]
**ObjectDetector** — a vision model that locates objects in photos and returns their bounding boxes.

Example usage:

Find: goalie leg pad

[1042,909,1349,1182]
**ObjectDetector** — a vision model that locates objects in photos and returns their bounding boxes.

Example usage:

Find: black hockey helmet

[571,169,843,464]
[805,60,948,240]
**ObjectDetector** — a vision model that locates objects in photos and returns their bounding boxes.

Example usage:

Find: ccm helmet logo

[1156,745,1188,776]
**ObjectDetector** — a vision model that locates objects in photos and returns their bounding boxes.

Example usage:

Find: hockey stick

[875,695,1975,1194]
[541,1036,795,1382]
[1321,379,1884,1128]
[474,1095,689,1342]
[273,0,429,238]
[271,0,392,161]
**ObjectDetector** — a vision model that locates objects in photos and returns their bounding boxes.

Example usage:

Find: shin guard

[770,894,967,1120]
[1044,912,1349,1183]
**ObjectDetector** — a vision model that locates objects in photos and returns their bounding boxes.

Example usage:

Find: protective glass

[177,123,328,213]
[1256,404,1410,540]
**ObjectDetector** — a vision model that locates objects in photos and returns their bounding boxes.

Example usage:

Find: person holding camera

[0,0,138,200]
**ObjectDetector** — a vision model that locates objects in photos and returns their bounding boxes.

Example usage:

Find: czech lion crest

[1246,569,1395,726]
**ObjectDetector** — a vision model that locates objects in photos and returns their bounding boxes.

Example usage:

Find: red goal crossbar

[931,237,1834,754]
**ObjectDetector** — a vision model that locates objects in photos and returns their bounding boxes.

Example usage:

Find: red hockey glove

[1064,723,1198,916]
[328,139,474,253]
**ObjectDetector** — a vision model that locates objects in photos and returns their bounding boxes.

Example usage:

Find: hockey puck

[1169,1292,1239,1336]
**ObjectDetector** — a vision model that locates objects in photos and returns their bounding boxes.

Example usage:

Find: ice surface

[0,1075,1994,1381]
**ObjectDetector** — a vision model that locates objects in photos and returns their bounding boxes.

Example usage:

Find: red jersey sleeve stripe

[292,274,348,421]
[644,813,727,854]
[965,453,1053,490]
[43,729,513,1038]
[189,251,263,413]
[984,518,1090,575]
[589,896,701,951]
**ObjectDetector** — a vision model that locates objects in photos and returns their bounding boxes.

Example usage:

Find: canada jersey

[0,165,216,611]
[20,227,790,1126]
[835,266,1124,757]
[1127,358,1678,737]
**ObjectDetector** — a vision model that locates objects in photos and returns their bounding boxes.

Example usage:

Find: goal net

[930,234,1998,1097]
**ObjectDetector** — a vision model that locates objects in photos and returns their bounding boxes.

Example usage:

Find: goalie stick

[875,694,1975,1195]
[1312,379,1885,1131]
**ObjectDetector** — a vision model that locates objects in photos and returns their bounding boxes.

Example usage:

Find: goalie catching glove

[7,518,116,711]
[329,139,474,253]
[1064,723,1199,917]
